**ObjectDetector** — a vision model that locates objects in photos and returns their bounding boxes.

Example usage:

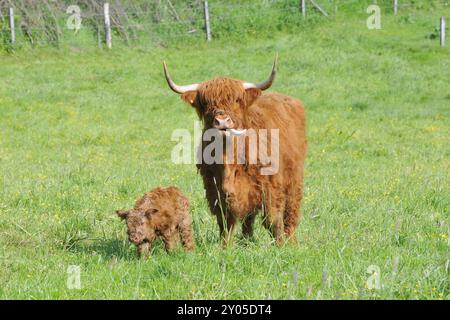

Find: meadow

[0,1,449,299]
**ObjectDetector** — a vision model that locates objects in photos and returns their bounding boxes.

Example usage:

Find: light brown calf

[117,187,194,256]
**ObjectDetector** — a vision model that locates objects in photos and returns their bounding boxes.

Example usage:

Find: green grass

[0,5,449,299]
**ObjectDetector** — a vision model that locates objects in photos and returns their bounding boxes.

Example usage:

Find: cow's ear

[243,88,262,107]
[181,91,199,108]
[116,210,129,220]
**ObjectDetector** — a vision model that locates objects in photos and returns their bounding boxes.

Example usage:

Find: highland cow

[163,55,307,246]
[116,187,194,256]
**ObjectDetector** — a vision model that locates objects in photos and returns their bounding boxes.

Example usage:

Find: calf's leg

[178,214,195,252]
[161,228,178,253]
[137,242,151,258]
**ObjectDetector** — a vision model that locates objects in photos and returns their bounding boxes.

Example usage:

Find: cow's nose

[214,116,233,129]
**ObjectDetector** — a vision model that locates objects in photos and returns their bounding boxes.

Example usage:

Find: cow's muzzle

[214,115,233,130]
[213,116,247,136]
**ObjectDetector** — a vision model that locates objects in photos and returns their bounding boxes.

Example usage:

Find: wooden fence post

[204,1,211,41]
[9,8,15,46]
[441,17,446,47]
[104,2,112,48]
[394,0,398,15]
[301,0,306,17]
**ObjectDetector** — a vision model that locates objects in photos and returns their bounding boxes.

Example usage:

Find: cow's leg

[216,212,236,247]
[262,191,286,246]
[284,178,304,244]
[283,190,301,244]
[265,213,284,246]
[242,211,257,239]
[199,166,234,245]
[199,166,219,217]
[212,198,232,245]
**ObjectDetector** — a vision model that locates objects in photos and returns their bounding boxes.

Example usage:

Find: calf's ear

[181,91,199,108]
[116,210,129,220]
[243,88,262,107]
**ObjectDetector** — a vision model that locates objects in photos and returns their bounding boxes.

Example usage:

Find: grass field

[0,4,449,299]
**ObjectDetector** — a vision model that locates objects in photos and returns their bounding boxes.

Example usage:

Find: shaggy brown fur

[176,76,307,246]
[116,187,194,256]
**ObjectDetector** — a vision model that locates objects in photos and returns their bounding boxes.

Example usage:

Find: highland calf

[117,187,194,256]
[164,55,307,246]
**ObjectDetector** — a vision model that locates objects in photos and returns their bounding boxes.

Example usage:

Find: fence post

[204,1,212,41]
[104,2,112,48]
[301,0,306,17]
[441,17,446,47]
[9,8,15,46]
[394,0,398,15]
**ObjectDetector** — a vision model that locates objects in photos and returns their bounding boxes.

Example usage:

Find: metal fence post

[441,17,446,47]
[9,8,15,46]
[204,1,212,41]
[104,3,112,48]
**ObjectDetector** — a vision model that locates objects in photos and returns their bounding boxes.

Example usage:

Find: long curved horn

[163,61,199,94]
[243,53,278,91]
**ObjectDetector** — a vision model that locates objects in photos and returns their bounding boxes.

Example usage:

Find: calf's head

[116,209,157,244]
[163,55,278,134]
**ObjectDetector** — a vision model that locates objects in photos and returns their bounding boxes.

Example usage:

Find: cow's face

[181,78,261,132]
[163,55,278,134]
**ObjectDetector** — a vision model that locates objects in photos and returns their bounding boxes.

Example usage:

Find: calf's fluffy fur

[116,187,194,256]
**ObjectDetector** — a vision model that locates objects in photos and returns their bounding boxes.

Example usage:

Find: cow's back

[250,92,304,126]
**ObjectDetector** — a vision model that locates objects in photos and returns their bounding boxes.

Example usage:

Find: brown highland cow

[116,187,194,256]
[164,55,307,246]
